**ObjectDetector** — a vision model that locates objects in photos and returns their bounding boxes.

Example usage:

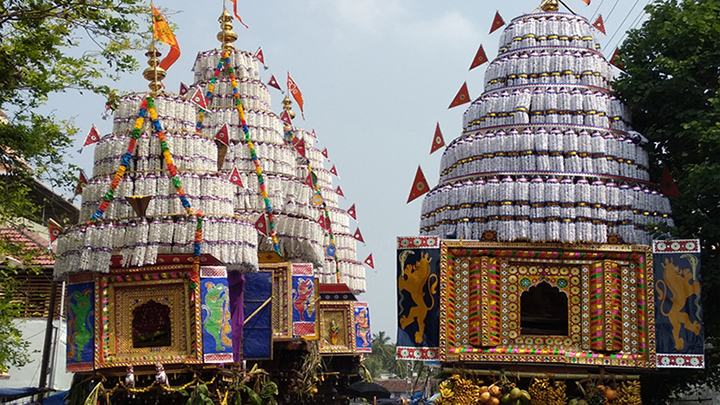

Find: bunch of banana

[528,378,549,404]
[546,381,567,405]
[437,375,482,405]
[615,381,642,405]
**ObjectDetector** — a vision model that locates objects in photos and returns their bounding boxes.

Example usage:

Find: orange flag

[489,11,505,34]
[407,166,430,203]
[592,15,606,35]
[228,0,250,28]
[151,4,181,71]
[469,44,488,70]
[449,82,471,109]
[430,122,445,154]
[580,0,591,4]
[287,73,305,119]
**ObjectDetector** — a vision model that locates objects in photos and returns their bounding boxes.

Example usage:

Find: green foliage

[0,0,148,373]
[186,384,215,405]
[362,331,418,379]
[614,0,720,399]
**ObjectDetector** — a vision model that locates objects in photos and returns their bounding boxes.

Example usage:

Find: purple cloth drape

[228,272,245,362]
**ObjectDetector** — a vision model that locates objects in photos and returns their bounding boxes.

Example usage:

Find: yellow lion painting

[398,252,438,344]
[656,257,701,351]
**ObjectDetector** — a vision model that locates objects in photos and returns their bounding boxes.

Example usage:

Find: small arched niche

[520,281,568,336]
[132,300,172,348]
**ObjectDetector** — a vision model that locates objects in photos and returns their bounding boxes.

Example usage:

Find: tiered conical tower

[419,3,673,246]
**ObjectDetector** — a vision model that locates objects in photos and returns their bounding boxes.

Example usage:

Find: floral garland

[89,96,203,264]
[194,50,282,257]
[285,127,341,282]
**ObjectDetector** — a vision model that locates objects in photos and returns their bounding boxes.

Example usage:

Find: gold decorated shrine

[439,240,655,368]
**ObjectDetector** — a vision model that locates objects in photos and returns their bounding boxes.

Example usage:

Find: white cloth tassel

[498,176,515,241]
[515,177,530,240]
[575,178,592,242]
[559,177,576,243]
[591,179,608,243]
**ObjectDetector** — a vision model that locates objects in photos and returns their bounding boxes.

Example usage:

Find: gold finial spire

[217,9,238,51]
[142,45,166,95]
[540,0,560,11]
[282,96,296,120]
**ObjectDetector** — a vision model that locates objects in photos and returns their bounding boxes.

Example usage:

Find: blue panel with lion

[653,240,704,368]
[396,236,440,361]
[66,281,94,371]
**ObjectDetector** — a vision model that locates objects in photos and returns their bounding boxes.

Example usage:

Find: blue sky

[47,0,653,340]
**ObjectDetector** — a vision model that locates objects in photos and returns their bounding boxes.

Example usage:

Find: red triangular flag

[48,218,62,244]
[592,15,606,35]
[190,88,208,109]
[83,125,101,146]
[228,166,244,187]
[352,228,365,243]
[318,214,326,230]
[329,165,338,177]
[347,204,357,220]
[449,82,471,109]
[321,147,329,158]
[255,214,268,235]
[253,47,265,65]
[408,166,430,203]
[306,173,315,188]
[287,72,305,119]
[335,186,345,197]
[267,75,281,90]
[292,137,306,157]
[430,122,445,154]
[310,129,317,139]
[489,11,505,34]
[661,168,680,197]
[215,124,230,146]
[179,82,189,96]
[280,110,292,125]
[74,171,87,196]
[469,44,488,70]
[364,254,374,269]
[610,48,625,71]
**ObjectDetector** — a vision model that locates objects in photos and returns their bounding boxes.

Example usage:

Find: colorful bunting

[321,147,329,158]
[190,87,208,109]
[229,166,244,187]
[347,204,357,220]
[661,168,681,197]
[592,15,606,35]
[430,122,445,154]
[48,218,62,244]
[287,72,305,119]
[449,82,471,109]
[255,214,268,235]
[329,165,339,177]
[253,47,265,64]
[352,228,365,243]
[610,48,624,71]
[151,4,181,71]
[179,82,189,96]
[318,214,331,230]
[306,172,316,188]
[74,171,87,196]
[228,0,250,28]
[335,186,345,197]
[489,11,505,34]
[364,254,374,269]
[215,124,230,146]
[407,166,430,203]
[469,44,488,70]
[83,125,101,146]
[267,75,281,90]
